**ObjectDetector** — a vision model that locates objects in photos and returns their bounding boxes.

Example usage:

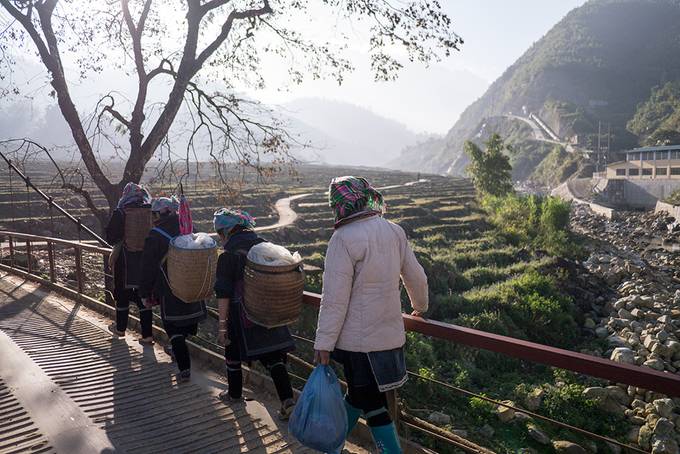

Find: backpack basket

[167,240,218,304]
[123,207,152,252]
[243,259,305,328]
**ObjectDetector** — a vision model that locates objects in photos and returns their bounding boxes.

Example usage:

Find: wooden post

[8,236,14,268]
[386,389,399,430]
[26,240,32,274]
[48,242,56,283]
[74,245,83,293]
[103,252,113,306]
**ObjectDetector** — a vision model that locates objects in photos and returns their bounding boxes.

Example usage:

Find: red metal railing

[2,230,679,453]
[304,291,680,398]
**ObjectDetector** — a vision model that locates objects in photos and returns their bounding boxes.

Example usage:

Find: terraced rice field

[0,161,608,453]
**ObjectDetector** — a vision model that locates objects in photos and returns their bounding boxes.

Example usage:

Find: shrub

[482,194,577,257]
[469,395,496,424]
[541,384,627,437]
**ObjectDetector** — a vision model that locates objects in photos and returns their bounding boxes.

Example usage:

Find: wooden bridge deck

[0,274,365,454]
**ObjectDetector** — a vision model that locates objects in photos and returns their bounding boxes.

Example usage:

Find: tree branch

[3,0,117,208]
[194,0,272,69]
[120,0,148,154]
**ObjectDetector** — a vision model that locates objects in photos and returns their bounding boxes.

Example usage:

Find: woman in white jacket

[314,176,428,454]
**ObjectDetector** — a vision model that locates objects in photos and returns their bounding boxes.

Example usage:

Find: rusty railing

[2,230,679,453]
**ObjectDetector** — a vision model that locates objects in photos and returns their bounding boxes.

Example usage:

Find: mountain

[390,0,680,177]
[284,98,429,167]
[627,80,680,145]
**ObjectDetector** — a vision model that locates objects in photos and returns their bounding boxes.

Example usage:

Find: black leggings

[164,322,197,372]
[115,288,153,338]
[333,350,392,427]
[226,352,294,403]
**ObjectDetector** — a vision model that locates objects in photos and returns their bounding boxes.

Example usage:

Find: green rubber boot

[345,398,363,436]
[370,423,402,454]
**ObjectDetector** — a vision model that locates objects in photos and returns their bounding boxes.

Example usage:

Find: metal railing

[2,230,678,453]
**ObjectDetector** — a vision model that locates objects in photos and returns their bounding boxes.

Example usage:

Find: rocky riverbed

[571,205,680,454]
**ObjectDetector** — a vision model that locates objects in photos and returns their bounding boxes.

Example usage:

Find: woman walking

[106,182,154,344]
[139,197,207,382]
[314,176,428,454]
[213,208,296,420]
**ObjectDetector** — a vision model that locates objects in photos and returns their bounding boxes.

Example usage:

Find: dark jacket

[140,213,207,327]
[215,228,294,361]
[105,206,146,293]
[215,228,264,300]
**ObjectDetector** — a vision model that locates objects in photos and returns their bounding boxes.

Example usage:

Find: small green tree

[465,133,513,197]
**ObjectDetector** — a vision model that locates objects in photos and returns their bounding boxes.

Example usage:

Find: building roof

[628,144,680,153]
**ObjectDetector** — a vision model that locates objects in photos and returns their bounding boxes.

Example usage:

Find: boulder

[607,335,628,348]
[610,348,635,365]
[553,440,587,454]
[525,388,544,411]
[654,418,675,437]
[644,335,658,350]
[596,327,609,338]
[428,411,451,426]
[619,308,633,320]
[583,387,607,400]
[638,424,653,449]
[643,358,666,371]
[631,308,645,318]
[497,401,515,423]
[527,425,550,445]
[606,386,631,405]
[651,438,679,454]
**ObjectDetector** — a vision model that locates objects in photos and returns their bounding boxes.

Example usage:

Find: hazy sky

[1,1,588,140]
[254,0,588,134]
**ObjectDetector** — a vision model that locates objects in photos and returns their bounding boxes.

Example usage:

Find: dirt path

[255,193,312,232]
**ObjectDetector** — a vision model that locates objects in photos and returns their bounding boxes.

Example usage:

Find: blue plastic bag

[289,365,348,452]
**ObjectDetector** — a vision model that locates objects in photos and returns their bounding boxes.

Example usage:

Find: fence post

[74,245,83,293]
[103,252,113,306]
[8,236,14,268]
[386,389,399,431]
[26,240,32,274]
[48,241,56,283]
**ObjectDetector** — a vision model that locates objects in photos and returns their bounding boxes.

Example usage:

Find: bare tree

[0,0,461,225]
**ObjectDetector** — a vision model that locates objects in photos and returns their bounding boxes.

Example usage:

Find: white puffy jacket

[314,215,429,353]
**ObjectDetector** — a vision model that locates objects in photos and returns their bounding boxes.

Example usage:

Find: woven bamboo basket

[123,207,152,252]
[167,240,218,304]
[243,259,305,328]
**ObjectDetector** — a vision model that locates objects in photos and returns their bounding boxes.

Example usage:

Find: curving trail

[254,193,312,232]
[258,178,430,230]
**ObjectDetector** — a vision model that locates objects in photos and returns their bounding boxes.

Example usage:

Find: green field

[0,162,627,453]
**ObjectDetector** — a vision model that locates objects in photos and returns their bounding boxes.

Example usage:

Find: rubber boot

[370,423,402,454]
[326,400,363,454]
[343,399,361,435]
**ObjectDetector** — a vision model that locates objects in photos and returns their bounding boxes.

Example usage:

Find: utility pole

[597,121,602,173]
[606,123,611,167]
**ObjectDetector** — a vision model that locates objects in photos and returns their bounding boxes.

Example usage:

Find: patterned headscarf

[213,208,256,234]
[151,196,179,214]
[117,182,151,209]
[329,176,384,221]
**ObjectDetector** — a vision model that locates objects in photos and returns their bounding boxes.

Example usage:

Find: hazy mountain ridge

[390,0,680,176]
[284,98,434,167]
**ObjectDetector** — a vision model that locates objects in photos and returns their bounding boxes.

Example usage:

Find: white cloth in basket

[172,232,217,250]
[247,242,301,266]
